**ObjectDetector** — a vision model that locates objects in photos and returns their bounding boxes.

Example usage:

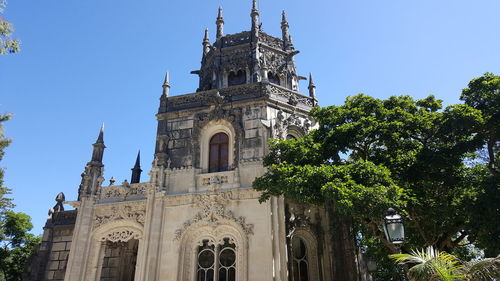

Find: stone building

[29,1,355,281]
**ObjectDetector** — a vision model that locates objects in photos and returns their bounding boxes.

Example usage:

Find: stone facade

[28,2,346,281]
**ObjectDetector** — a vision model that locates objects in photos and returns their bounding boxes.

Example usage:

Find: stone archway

[85,221,144,281]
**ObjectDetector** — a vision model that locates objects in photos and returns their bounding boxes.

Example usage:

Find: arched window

[197,238,236,281]
[291,237,309,281]
[268,72,280,85]
[286,134,296,140]
[228,70,246,86]
[209,133,229,173]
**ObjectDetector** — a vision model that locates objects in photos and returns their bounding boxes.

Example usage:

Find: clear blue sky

[1,0,499,234]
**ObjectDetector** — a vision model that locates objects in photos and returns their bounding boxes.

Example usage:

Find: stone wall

[27,210,77,281]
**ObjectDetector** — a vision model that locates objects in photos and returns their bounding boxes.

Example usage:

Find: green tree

[0,211,40,281]
[390,247,499,281]
[0,0,20,54]
[0,115,40,281]
[253,81,499,276]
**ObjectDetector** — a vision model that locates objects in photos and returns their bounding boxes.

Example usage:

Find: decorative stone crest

[93,203,146,229]
[202,175,228,186]
[174,191,254,240]
[100,229,141,243]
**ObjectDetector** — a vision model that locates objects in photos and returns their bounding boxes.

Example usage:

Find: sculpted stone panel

[174,191,254,240]
[93,202,146,229]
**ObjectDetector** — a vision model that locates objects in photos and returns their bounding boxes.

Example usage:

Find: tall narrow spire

[203,28,210,57]
[130,150,142,184]
[162,71,170,97]
[91,124,106,162]
[308,72,317,105]
[96,123,104,143]
[216,7,224,40]
[281,10,290,50]
[250,0,260,39]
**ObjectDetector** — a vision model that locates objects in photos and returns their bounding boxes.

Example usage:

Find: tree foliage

[390,247,499,281]
[253,73,500,273]
[0,0,20,54]
[0,115,40,281]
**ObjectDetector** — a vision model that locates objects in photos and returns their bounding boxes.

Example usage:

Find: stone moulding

[174,191,254,241]
[162,82,313,113]
[93,201,146,229]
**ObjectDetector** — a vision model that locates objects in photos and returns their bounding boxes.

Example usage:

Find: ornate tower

[31,3,344,281]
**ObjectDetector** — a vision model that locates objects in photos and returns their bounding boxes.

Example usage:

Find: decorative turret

[192,0,304,92]
[130,151,142,184]
[308,72,317,105]
[216,7,224,41]
[250,0,260,40]
[78,125,106,199]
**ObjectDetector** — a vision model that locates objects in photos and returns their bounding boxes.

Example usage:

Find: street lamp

[383,208,405,246]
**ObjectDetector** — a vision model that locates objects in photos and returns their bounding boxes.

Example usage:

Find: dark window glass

[209,133,229,172]
[291,237,309,281]
[197,240,215,281]
[218,238,236,281]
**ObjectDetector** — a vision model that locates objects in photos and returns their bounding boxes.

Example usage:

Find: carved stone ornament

[99,229,142,243]
[93,202,146,229]
[174,191,254,240]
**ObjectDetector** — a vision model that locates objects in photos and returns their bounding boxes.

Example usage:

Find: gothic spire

[250,0,260,40]
[203,28,210,57]
[91,124,105,163]
[216,7,224,40]
[281,10,291,50]
[162,71,170,97]
[130,150,142,184]
[308,72,317,105]
[96,123,104,144]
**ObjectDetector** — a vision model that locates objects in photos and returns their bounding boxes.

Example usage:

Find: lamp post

[383,208,405,248]
[383,208,407,280]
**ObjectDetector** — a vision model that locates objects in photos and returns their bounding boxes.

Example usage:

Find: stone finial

[109,176,116,186]
[49,192,65,217]
[216,7,224,40]
[162,71,170,97]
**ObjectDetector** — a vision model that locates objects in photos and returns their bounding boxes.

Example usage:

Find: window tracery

[291,237,309,281]
[196,238,236,281]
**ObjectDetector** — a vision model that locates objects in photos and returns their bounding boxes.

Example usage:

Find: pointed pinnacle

[217,6,223,19]
[96,123,104,143]
[282,10,288,24]
[204,28,210,42]
[251,0,259,14]
[309,72,315,87]
[133,150,141,169]
[163,71,170,86]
